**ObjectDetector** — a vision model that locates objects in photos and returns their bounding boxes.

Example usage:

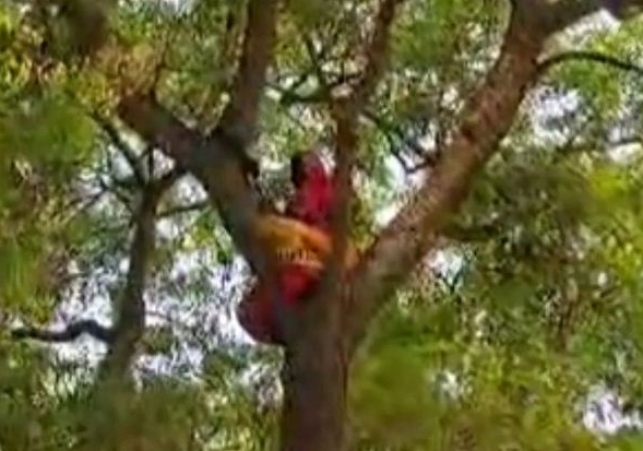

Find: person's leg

[237,282,277,344]
[280,264,320,307]
[268,264,320,344]
[237,265,322,345]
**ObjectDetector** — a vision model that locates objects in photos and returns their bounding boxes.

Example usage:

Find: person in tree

[237,149,352,345]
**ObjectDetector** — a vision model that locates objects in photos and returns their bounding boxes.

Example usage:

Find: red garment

[238,152,334,345]
[287,153,334,230]
[237,264,318,345]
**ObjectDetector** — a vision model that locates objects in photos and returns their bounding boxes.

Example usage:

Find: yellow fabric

[255,214,359,268]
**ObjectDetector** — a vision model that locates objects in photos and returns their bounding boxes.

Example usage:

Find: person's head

[290,151,327,188]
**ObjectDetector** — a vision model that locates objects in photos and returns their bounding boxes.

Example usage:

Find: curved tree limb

[538,50,643,77]
[12,319,114,344]
[344,0,639,349]
[116,0,281,279]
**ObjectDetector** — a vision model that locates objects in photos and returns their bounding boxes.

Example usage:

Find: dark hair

[290,154,305,188]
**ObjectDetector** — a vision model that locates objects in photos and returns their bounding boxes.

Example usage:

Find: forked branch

[344,0,638,349]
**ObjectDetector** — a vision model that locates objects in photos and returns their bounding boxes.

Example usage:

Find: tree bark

[343,0,616,349]
[98,187,158,383]
[280,319,349,451]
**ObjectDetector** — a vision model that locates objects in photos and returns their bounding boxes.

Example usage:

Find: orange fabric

[237,151,358,345]
[254,215,358,269]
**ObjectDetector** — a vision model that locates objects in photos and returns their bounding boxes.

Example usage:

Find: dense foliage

[1,0,643,450]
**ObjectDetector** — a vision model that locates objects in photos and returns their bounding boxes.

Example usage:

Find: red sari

[237,153,334,345]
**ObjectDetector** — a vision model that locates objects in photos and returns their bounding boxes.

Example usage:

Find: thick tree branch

[345,1,608,348]
[117,90,279,295]
[318,0,407,289]
[49,0,279,296]
[279,2,408,449]
[12,319,113,344]
[117,94,200,168]
[114,0,280,276]
[325,0,408,269]
[512,0,598,36]
[217,0,280,148]
[344,0,643,348]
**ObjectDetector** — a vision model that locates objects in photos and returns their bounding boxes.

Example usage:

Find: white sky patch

[609,141,642,163]
[583,386,643,434]
[374,154,426,227]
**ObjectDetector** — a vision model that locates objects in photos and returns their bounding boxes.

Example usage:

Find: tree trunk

[280,339,348,451]
[277,254,353,451]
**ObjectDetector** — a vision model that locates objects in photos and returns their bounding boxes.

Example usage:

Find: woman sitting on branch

[237,147,358,345]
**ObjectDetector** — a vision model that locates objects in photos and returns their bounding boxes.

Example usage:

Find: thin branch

[268,73,362,106]
[303,34,331,91]
[153,166,187,194]
[352,0,407,104]
[12,319,113,344]
[363,110,430,159]
[442,219,505,243]
[98,185,159,382]
[157,199,209,218]
[538,50,643,77]
[93,115,146,185]
[216,0,280,148]
[344,5,549,350]
[97,177,134,212]
[146,144,156,180]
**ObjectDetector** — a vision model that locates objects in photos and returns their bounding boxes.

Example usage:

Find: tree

[3,0,643,450]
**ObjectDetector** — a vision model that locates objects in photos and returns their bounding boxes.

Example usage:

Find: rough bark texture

[280,332,349,451]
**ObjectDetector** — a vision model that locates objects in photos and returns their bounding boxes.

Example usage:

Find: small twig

[12,319,114,344]
[269,73,362,106]
[153,166,187,194]
[538,50,643,77]
[157,199,210,218]
[97,178,134,212]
